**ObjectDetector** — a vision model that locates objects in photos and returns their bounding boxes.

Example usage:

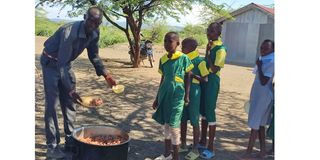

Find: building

[216,3,274,66]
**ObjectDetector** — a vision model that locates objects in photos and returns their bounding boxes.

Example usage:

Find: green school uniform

[267,103,274,139]
[152,51,194,128]
[181,50,209,127]
[200,39,227,123]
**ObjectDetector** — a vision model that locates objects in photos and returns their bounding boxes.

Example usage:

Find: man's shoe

[46,146,65,159]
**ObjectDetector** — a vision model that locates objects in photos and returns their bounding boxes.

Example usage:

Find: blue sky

[41,0,274,27]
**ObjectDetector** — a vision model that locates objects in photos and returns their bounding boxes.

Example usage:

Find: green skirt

[153,81,185,128]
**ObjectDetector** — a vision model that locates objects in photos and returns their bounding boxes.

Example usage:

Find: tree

[35,7,47,18]
[199,3,234,25]
[36,0,231,68]
[142,20,169,43]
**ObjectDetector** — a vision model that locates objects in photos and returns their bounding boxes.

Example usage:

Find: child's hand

[184,96,190,106]
[189,71,194,78]
[152,100,158,110]
[256,59,262,67]
[206,40,213,51]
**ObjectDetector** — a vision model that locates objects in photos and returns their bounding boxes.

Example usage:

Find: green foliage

[180,24,207,47]
[200,4,234,25]
[35,17,63,37]
[99,26,127,48]
[142,21,169,43]
[35,17,126,48]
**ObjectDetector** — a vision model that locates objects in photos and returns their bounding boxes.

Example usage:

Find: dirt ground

[35,36,273,160]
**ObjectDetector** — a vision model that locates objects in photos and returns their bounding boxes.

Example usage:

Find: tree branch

[102,11,126,32]
[88,0,97,5]
[141,0,158,11]
[107,9,128,18]
[88,0,125,31]
[137,9,143,30]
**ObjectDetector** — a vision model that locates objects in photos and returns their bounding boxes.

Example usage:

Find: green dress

[181,50,209,127]
[153,51,194,128]
[200,39,227,123]
[267,103,274,139]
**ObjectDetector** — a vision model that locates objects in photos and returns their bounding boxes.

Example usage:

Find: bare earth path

[35,36,273,160]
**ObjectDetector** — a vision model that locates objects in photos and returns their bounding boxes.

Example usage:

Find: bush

[142,21,169,43]
[99,26,127,48]
[35,17,62,37]
[180,24,207,47]
[35,17,127,48]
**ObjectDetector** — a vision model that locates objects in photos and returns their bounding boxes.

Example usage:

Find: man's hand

[152,99,158,110]
[104,73,116,87]
[69,90,82,104]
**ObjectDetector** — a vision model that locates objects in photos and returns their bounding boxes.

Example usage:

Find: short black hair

[207,22,222,35]
[165,31,179,41]
[86,6,103,21]
[182,37,198,51]
[263,39,274,50]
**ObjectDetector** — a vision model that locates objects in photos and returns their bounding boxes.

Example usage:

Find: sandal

[185,150,200,160]
[196,144,207,150]
[154,154,172,160]
[200,149,215,159]
[179,146,189,153]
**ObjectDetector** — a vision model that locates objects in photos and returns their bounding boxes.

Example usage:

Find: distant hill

[49,18,184,31]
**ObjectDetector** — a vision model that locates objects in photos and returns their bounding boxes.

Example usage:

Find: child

[199,22,227,159]
[152,32,194,160]
[267,82,275,156]
[180,38,209,160]
[243,39,275,159]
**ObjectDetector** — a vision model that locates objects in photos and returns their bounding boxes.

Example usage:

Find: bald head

[86,6,103,22]
[84,6,103,34]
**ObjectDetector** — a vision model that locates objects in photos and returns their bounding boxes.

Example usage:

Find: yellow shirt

[208,39,227,77]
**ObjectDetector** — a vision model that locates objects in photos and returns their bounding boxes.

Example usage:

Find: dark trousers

[40,55,77,149]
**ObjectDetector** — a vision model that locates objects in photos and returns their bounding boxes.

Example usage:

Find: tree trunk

[127,14,141,68]
[132,33,141,68]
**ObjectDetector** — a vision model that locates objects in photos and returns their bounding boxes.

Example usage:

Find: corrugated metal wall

[222,8,274,66]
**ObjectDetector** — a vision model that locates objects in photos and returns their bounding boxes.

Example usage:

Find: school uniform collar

[261,52,274,61]
[78,21,98,39]
[254,52,274,74]
[211,37,223,49]
[160,51,183,64]
[186,50,199,60]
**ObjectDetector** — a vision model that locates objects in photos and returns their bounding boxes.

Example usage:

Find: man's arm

[87,30,116,87]
[87,31,107,76]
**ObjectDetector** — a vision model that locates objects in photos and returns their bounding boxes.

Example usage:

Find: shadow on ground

[35,55,273,160]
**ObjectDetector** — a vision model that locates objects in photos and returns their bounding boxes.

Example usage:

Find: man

[40,6,116,159]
